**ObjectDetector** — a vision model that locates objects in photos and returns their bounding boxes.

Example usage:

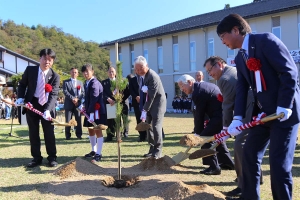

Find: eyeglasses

[219,32,227,41]
[206,62,217,74]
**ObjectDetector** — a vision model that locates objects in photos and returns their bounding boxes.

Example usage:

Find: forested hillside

[0,19,110,81]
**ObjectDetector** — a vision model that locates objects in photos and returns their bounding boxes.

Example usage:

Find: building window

[0,51,2,62]
[173,36,179,72]
[208,38,214,57]
[130,44,134,74]
[190,41,196,71]
[227,48,235,57]
[118,46,122,61]
[157,39,163,73]
[143,49,148,62]
[272,16,281,39]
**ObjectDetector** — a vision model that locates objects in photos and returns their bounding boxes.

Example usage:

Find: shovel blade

[172,152,190,165]
[189,149,217,160]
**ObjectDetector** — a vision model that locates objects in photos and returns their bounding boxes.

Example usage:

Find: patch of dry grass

[0,113,299,199]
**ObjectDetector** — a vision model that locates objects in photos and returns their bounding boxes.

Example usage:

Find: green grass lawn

[0,113,299,199]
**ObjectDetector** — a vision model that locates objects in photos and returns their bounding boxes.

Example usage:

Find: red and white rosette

[94,103,100,120]
[45,84,52,101]
[246,58,266,93]
[77,85,81,96]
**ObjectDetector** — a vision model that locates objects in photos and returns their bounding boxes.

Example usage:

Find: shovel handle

[76,108,98,127]
[205,112,284,143]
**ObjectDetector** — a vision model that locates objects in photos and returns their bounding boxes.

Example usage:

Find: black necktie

[139,77,144,111]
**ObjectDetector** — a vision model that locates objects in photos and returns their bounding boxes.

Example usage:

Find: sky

[0,0,252,44]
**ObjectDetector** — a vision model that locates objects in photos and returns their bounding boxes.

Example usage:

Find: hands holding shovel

[189,112,285,160]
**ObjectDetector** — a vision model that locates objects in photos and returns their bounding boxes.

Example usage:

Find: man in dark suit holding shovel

[177,74,234,175]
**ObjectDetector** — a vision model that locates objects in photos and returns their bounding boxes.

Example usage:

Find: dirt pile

[135,155,176,171]
[54,157,105,179]
[161,181,226,200]
[102,175,140,188]
[53,160,81,179]
[179,134,206,146]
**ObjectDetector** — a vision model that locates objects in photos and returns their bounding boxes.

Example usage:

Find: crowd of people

[8,13,300,200]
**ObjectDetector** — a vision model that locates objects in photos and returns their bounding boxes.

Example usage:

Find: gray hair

[177,74,195,84]
[134,56,148,67]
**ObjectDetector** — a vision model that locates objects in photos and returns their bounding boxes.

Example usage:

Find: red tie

[38,71,46,106]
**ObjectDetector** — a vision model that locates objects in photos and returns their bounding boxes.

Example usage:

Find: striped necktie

[38,71,46,106]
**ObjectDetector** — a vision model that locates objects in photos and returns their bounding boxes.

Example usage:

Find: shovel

[189,112,285,160]
[172,135,211,165]
[76,108,108,130]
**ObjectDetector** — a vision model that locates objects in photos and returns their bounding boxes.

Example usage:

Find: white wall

[3,53,16,72]
[17,57,28,73]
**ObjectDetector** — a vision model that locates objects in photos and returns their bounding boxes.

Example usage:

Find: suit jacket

[234,33,300,127]
[143,69,166,116]
[192,82,223,136]
[101,78,130,107]
[18,66,60,112]
[84,78,106,115]
[217,66,238,127]
[129,76,140,107]
[63,78,84,110]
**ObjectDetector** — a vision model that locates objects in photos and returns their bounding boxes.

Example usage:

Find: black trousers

[64,105,82,138]
[133,104,146,140]
[26,97,57,162]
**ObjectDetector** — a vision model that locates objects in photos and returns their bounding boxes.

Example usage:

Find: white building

[0,45,39,85]
[100,0,300,109]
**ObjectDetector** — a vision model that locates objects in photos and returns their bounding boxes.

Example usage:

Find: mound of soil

[53,160,82,179]
[136,155,176,171]
[54,157,106,179]
[161,181,226,200]
[102,175,140,188]
[179,134,206,146]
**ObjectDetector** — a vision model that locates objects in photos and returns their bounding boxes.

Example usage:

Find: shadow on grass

[0,179,175,199]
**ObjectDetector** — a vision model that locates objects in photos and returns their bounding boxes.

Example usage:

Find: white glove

[228,119,243,136]
[140,110,147,121]
[15,98,24,106]
[141,85,148,93]
[43,110,51,121]
[89,113,94,123]
[78,104,85,112]
[276,106,292,122]
[223,126,228,130]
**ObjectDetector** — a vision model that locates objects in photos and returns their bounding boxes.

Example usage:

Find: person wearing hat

[0,75,13,106]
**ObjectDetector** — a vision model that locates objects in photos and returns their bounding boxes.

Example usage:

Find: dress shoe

[85,151,96,158]
[137,138,146,142]
[48,160,58,167]
[200,167,221,175]
[220,163,235,170]
[143,153,152,158]
[91,154,102,162]
[227,187,242,197]
[66,137,71,140]
[77,136,82,139]
[27,160,42,168]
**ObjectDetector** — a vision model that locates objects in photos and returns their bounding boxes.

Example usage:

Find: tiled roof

[100,0,300,47]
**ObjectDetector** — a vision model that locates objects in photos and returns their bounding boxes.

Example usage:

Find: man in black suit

[127,73,146,142]
[63,67,84,140]
[177,74,234,175]
[16,48,60,168]
[102,67,130,142]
